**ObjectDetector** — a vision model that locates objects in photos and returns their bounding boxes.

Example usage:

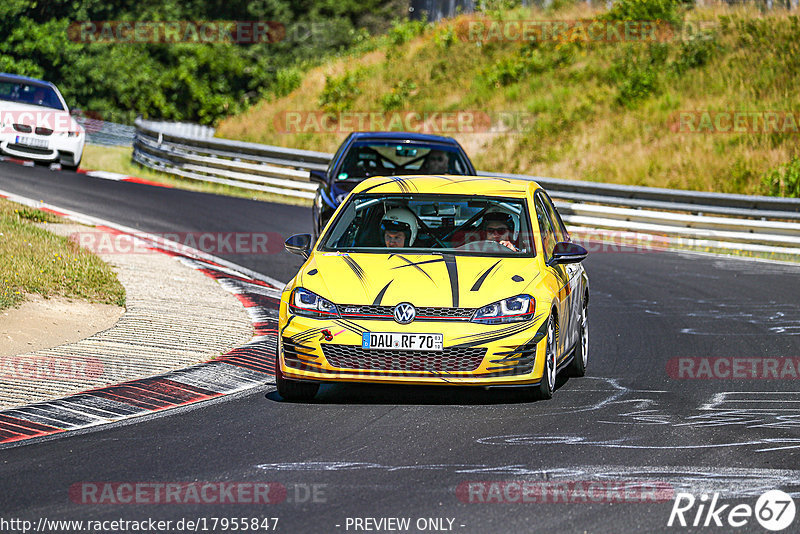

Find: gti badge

[393,302,416,324]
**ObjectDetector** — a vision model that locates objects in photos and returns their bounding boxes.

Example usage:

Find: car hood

[296,252,541,308]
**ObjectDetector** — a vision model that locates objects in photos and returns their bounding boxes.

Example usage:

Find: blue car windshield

[336,142,470,180]
[320,194,536,257]
[0,81,65,110]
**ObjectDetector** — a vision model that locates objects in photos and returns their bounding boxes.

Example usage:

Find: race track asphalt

[1,161,799,534]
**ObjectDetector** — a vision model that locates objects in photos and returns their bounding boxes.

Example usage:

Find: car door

[534,194,570,362]
[541,192,583,354]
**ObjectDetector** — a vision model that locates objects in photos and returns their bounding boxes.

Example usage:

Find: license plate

[362,332,443,351]
[15,136,48,149]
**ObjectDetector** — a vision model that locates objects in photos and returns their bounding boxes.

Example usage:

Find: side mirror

[547,241,588,266]
[309,170,326,184]
[285,234,312,259]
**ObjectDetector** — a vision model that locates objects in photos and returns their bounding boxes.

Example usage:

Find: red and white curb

[0,191,283,446]
[0,155,171,189]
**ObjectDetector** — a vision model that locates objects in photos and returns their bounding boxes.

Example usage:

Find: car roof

[351,175,540,197]
[350,131,462,145]
[0,73,58,89]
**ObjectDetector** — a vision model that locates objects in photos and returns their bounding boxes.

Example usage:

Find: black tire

[275,353,319,401]
[531,313,557,400]
[62,163,79,172]
[567,298,588,378]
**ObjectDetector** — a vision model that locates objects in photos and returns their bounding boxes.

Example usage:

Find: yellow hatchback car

[277,175,589,401]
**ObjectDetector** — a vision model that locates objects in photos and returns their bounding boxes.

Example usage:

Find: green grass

[82,144,312,206]
[0,199,126,311]
[214,0,800,198]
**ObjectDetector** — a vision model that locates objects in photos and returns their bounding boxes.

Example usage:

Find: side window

[330,134,354,178]
[534,196,557,260]
[540,193,568,243]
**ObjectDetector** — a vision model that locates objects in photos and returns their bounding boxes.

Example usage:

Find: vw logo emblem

[393,302,416,324]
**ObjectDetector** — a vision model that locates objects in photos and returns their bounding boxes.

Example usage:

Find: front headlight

[289,288,339,318]
[472,294,535,324]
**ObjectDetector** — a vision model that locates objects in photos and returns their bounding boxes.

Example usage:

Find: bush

[319,70,364,113]
[761,157,800,198]
[273,68,303,98]
[672,31,719,75]
[484,55,530,87]
[602,0,683,27]
[381,79,417,111]
[609,43,669,106]
[387,18,427,48]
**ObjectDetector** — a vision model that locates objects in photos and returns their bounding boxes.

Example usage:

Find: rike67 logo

[668,490,796,531]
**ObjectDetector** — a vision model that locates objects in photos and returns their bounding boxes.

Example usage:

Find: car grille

[6,143,53,155]
[12,124,32,133]
[35,127,53,136]
[322,344,486,372]
[338,305,475,321]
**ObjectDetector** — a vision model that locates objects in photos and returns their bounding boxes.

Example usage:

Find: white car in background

[0,73,85,171]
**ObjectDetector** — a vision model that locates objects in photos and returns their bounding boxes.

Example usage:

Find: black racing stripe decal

[334,319,368,336]
[391,176,416,193]
[451,322,533,349]
[389,254,435,282]
[391,258,445,269]
[373,281,393,305]
[443,254,459,308]
[532,319,549,344]
[451,313,545,344]
[358,179,396,194]
[280,315,295,337]
[341,255,368,289]
[435,177,512,186]
[470,260,501,292]
[455,314,542,339]
[291,327,327,342]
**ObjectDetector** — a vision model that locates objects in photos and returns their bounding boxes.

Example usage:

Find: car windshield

[320,194,535,256]
[0,81,64,110]
[335,142,470,180]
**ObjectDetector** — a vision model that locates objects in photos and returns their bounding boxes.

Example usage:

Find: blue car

[310,131,476,241]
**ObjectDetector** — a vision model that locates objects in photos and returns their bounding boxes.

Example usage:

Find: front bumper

[0,134,84,165]
[278,312,550,386]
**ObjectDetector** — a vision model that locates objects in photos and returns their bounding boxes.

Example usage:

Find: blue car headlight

[472,294,535,324]
[289,288,339,318]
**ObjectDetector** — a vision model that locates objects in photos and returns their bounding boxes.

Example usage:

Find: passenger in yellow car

[482,211,518,252]
[380,208,418,248]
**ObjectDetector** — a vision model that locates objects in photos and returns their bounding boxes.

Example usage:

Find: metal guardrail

[132,118,800,257]
[76,117,137,147]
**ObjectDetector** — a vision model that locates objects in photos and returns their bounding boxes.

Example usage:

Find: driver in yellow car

[483,212,518,252]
